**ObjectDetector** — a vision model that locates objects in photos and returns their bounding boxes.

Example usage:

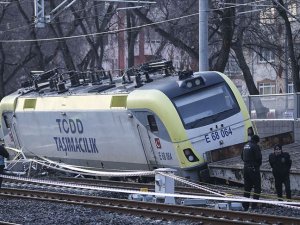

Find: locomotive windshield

[173,83,239,129]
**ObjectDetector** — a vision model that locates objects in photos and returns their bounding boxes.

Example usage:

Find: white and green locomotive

[0,61,254,180]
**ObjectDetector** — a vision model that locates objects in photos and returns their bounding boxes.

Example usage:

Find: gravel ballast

[0,198,194,225]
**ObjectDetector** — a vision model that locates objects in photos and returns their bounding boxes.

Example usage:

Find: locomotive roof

[17,70,224,99]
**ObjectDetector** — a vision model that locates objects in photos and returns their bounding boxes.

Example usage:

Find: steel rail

[60,177,246,195]
[3,177,239,197]
[6,177,300,202]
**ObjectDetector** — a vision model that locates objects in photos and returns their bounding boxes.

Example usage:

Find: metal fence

[245,93,300,120]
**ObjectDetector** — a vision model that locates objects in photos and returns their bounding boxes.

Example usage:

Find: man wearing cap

[241,134,262,210]
[269,144,292,200]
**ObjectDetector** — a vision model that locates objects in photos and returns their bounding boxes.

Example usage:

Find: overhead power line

[0,12,198,43]
[34,0,156,27]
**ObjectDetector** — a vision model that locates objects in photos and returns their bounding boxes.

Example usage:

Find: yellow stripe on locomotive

[127,89,204,169]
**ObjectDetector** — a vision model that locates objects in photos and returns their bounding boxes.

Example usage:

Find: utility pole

[199,0,209,71]
[285,32,289,93]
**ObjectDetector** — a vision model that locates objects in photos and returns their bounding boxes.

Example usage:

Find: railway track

[4,176,300,202]
[1,187,300,225]
[3,176,234,196]
[58,177,230,195]
[59,177,300,201]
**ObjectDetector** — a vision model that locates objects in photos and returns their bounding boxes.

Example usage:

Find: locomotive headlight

[178,76,204,88]
[186,81,193,88]
[194,78,201,86]
[183,148,199,162]
[188,155,195,161]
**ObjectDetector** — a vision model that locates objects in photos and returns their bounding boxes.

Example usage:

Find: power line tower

[34,0,76,28]
[34,0,49,28]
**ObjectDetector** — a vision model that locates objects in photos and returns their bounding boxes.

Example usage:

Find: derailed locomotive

[0,61,254,180]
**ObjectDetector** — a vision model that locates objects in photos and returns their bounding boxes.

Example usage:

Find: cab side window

[147,115,158,132]
[3,114,11,128]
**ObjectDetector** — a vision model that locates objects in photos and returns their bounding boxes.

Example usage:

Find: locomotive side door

[134,111,159,170]
[1,112,21,149]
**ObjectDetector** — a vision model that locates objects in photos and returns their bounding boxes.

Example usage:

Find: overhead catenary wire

[0,0,280,37]
[0,5,278,44]
[0,27,285,59]
[0,0,153,32]
[0,0,30,7]
[0,12,199,43]
[0,1,118,33]
[0,0,291,54]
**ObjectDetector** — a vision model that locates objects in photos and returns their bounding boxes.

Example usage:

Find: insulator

[21,80,33,88]
[91,73,97,85]
[108,71,115,84]
[57,81,68,93]
[122,75,127,84]
[126,70,133,84]
[102,70,108,79]
[96,71,102,84]
[82,72,89,85]
[70,72,80,87]
[34,81,39,91]
[135,74,143,88]
[145,72,153,83]
[164,68,170,77]
[49,79,57,91]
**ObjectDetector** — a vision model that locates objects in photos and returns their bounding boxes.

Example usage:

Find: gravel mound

[0,198,193,225]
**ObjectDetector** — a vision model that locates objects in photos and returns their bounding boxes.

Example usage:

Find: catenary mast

[199,0,209,71]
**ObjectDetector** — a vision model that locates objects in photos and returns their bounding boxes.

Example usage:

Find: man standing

[241,134,262,211]
[269,144,292,200]
[0,144,9,188]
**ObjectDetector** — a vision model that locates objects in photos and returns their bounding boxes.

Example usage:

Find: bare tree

[273,0,300,92]
[126,8,140,68]
[0,0,117,98]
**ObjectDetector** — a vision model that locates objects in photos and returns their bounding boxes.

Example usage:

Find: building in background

[101,1,297,96]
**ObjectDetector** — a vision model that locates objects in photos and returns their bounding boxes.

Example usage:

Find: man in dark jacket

[241,134,262,211]
[0,144,9,188]
[269,144,292,200]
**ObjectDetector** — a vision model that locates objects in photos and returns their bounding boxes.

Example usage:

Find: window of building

[258,82,276,95]
[288,82,294,93]
[258,48,275,63]
[288,1,297,22]
[225,56,241,76]
[145,29,162,45]
[259,8,275,24]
